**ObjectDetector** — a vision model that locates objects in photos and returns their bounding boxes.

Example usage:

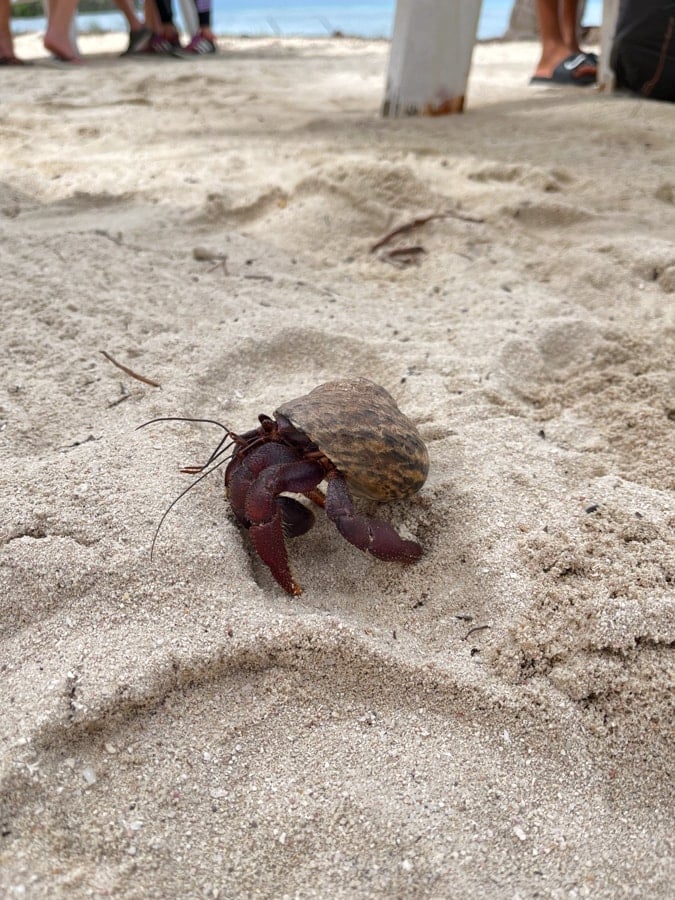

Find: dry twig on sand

[370,210,485,253]
[99,350,161,388]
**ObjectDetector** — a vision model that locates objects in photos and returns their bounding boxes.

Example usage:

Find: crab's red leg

[324,472,422,563]
[245,460,324,595]
[249,518,300,595]
[305,487,326,508]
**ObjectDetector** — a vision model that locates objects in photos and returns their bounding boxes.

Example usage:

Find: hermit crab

[142,378,429,595]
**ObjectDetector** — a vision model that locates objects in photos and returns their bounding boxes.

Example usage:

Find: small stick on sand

[463,624,491,641]
[100,350,161,388]
[370,210,485,253]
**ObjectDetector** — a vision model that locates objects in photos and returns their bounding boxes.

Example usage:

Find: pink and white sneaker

[182,33,217,54]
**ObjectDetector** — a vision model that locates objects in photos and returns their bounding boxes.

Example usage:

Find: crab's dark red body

[225,413,422,595]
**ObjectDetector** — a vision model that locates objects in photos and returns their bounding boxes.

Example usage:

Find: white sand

[1,33,674,898]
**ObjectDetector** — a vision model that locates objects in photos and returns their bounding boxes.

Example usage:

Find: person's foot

[44,33,83,63]
[532,43,596,83]
[162,24,182,48]
[144,33,180,55]
[0,35,22,63]
[182,31,217,54]
[122,25,152,56]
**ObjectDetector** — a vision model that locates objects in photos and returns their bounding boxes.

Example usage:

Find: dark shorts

[611,0,675,101]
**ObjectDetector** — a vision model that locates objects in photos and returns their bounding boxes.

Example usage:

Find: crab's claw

[230,446,325,595]
[249,516,303,596]
[324,472,422,563]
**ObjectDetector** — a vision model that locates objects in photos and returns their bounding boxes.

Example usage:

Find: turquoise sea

[12,0,603,40]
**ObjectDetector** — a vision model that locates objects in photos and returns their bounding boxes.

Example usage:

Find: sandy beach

[1,32,674,898]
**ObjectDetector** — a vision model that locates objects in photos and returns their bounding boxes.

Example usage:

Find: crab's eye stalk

[258,415,276,433]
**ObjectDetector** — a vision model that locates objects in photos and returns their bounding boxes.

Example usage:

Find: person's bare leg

[533,0,595,79]
[144,0,162,32]
[560,0,584,51]
[195,25,216,42]
[114,0,144,32]
[0,0,20,60]
[115,0,151,54]
[44,0,82,61]
[145,0,179,44]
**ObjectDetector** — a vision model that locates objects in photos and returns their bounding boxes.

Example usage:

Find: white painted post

[382,0,483,116]
[177,0,199,38]
[598,0,620,91]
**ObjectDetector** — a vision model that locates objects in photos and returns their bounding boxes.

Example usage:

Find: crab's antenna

[149,446,236,560]
[136,416,232,434]
[182,432,237,474]
[137,417,244,472]
[137,416,239,558]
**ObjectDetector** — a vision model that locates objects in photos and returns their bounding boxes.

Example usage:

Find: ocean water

[12,0,603,41]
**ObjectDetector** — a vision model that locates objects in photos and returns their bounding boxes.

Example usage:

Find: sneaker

[182,33,217,54]
[144,33,181,55]
[121,25,152,56]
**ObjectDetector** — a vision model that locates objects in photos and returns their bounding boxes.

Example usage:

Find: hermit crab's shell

[275,378,429,502]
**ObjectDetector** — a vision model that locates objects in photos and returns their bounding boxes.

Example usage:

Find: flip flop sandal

[530,52,597,86]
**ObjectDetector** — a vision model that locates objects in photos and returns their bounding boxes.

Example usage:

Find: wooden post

[382,0,483,116]
[597,0,620,91]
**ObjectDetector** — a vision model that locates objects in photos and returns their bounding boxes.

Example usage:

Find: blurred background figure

[116,0,152,55]
[42,0,150,61]
[530,0,597,84]
[184,0,217,53]
[143,0,216,54]
[143,0,184,53]
[611,0,675,101]
[43,0,82,61]
[0,0,25,63]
